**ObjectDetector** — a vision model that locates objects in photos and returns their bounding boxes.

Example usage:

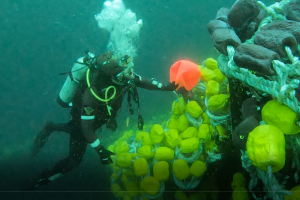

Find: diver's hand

[163,81,179,91]
[96,145,115,165]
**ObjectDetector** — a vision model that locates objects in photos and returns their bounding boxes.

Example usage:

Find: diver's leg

[26,129,87,190]
[32,122,72,156]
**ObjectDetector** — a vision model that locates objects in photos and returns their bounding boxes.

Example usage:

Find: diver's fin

[32,122,54,156]
[23,169,52,191]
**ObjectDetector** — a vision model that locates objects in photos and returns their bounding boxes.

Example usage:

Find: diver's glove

[95,144,115,165]
[163,81,179,91]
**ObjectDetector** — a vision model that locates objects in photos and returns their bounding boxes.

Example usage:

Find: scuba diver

[26,51,178,190]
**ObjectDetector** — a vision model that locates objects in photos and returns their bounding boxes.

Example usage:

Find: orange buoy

[170,60,201,91]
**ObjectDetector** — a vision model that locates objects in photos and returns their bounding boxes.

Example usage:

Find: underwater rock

[233,44,279,76]
[228,0,260,30]
[207,20,229,35]
[215,7,230,22]
[232,115,259,150]
[236,21,258,42]
[254,8,268,24]
[285,0,300,22]
[254,30,297,58]
[261,20,300,44]
[212,29,241,55]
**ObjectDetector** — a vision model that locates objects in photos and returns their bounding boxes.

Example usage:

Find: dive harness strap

[127,85,144,130]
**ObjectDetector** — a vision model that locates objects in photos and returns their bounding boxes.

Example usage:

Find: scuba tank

[57,57,89,108]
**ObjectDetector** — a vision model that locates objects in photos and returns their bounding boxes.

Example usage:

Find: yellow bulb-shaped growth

[114,141,129,154]
[137,145,154,159]
[186,101,203,118]
[205,58,218,70]
[175,190,188,200]
[190,160,207,178]
[208,94,229,111]
[150,124,165,143]
[153,161,169,181]
[246,125,285,172]
[206,80,220,97]
[177,114,189,132]
[111,183,125,198]
[116,152,133,168]
[262,100,300,135]
[125,181,140,197]
[231,173,245,190]
[133,158,149,177]
[180,138,200,153]
[173,159,190,180]
[154,147,175,161]
[140,176,160,196]
[180,127,198,139]
[164,129,180,148]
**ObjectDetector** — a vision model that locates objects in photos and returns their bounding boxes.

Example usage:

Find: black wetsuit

[27,70,173,190]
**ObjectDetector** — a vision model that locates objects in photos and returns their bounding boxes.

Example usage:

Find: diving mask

[120,55,131,67]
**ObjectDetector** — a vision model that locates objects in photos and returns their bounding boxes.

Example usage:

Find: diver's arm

[133,73,178,91]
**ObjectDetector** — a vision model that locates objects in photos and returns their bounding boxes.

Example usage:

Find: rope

[218,46,300,114]
[172,171,202,190]
[185,111,203,128]
[205,148,222,165]
[257,165,292,200]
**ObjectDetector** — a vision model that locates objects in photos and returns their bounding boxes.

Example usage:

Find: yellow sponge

[140,176,160,196]
[154,147,175,161]
[137,145,154,159]
[285,185,300,200]
[180,138,200,153]
[208,94,229,111]
[262,100,300,135]
[153,161,169,181]
[213,69,225,82]
[180,127,198,139]
[133,158,149,177]
[178,97,186,114]
[206,80,220,97]
[110,172,118,181]
[247,125,285,172]
[177,114,189,132]
[114,141,129,154]
[186,101,203,118]
[205,58,218,70]
[150,124,165,143]
[116,152,133,167]
[174,190,188,200]
[201,67,216,82]
[198,124,211,143]
[168,115,178,129]
[190,161,207,177]
[173,159,190,180]
[188,193,207,200]
[142,134,153,146]
[111,183,125,198]
[164,129,180,148]
[204,140,218,153]
[232,186,249,200]
[202,113,210,124]
[231,173,245,190]
[136,131,149,142]
[125,181,140,197]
